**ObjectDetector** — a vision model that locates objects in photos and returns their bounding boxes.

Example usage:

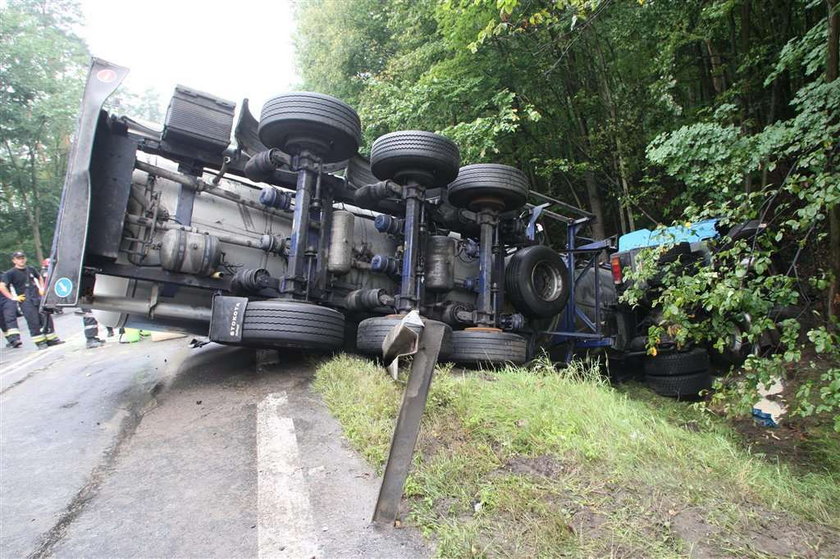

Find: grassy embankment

[314,354,840,558]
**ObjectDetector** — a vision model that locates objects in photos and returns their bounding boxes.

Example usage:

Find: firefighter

[0,293,21,348]
[0,251,64,349]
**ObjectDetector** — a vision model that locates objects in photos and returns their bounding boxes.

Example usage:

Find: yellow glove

[15,294,25,302]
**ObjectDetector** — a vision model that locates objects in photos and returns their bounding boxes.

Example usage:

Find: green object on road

[120,328,141,343]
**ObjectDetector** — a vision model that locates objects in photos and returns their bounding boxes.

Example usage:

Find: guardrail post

[372,319,446,524]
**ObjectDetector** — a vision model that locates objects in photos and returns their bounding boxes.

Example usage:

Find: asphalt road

[1,314,429,558]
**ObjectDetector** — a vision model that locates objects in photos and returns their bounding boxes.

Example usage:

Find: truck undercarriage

[45,58,612,366]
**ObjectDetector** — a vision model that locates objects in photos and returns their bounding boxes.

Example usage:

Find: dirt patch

[670,507,721,559]
[503,454,566,478]
[569,506,608,537]
[739,511,840,558]
[667,504,840,558]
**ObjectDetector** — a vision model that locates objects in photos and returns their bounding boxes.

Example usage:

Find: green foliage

[0,0,88,260]
[631,29,840,428]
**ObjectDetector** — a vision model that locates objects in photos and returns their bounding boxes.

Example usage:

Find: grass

[314,354,840,557]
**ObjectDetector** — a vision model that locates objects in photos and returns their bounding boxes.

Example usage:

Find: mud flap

[208,296,249,344]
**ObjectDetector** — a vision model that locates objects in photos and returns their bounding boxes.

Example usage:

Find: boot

[36,341,49,350]
[46,338,65,346]
[86,338,105,349]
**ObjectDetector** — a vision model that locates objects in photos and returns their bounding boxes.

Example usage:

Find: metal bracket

[526,202,551,240]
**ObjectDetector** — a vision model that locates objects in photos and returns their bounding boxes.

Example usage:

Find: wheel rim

[531,261,563,302]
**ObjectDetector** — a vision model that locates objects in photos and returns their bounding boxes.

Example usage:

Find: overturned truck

[46,59,610,366]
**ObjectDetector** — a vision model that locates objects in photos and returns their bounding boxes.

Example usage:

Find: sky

[78,0,300,118]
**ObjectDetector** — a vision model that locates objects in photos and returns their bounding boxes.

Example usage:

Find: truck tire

[505,245,570,318]
[643,348,709,377]
[258,92,361,163]
[447,164,529,212]
[241,300,345,350]
[449,329,527,366]
[370,131,460,186]
[356,316,453,358]
[645,371,713,399]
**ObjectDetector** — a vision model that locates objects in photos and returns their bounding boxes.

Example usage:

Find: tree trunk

[827,0,840,320]
[705,39,727,95]
[615,140,636,231]
[584,170,607,240]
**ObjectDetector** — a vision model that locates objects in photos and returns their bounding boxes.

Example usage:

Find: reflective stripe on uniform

[32,335,46,343]
[45,333,58,341]
[5,328,20,336]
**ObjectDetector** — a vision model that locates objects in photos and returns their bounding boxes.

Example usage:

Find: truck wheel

[505,245,569,318]
[241,300,345,350]
[643,348,709,377]
[356,316,453,358]
[449,329,527,366]
[258,92,361,163]
[645,371,713,399]
[370,131,460,186]
[447,164,529,212]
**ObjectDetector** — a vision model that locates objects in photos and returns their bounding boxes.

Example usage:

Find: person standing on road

[0,293,21,348]
[80,310,105,349]
[0,251,64,349]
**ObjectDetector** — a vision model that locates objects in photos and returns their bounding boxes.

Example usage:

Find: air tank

[328,210,355,274]
[159,230,220,276]
[426,235,455,292]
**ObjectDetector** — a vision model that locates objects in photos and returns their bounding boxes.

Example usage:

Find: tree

[0,0,88,263]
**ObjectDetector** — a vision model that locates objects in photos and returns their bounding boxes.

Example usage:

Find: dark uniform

[1,265,59,348]
[0,295,19,347]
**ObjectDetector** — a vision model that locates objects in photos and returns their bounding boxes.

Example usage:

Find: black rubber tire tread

[258,92,361,163]
[645,371,713,398]
[727,219,763,242]
[356,316,453,358]
[370,131,460,186]
[644,348,710,377]
[240,300,345,349]
[505,245,570,318]
[447,164,529,211]
[449,330,527,366]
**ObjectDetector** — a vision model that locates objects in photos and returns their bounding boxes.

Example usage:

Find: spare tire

[370,131,460,186]
[258,92,361,163]
[447,164,529,212]
[505,245,570,318]
[240,300,345,350]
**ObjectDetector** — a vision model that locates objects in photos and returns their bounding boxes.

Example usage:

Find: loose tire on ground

[449,330,527,366]
[240,300,345,350]
[258,92,361,163]
[447,164,529,212]
[370,131,460,186]
[643,348,710,377]
[645,371,713,399]
[505,245,570,318]
[356,316,453,359]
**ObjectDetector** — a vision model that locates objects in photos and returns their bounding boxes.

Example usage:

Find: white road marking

[0,332,85,377]
[257,392,320,558]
